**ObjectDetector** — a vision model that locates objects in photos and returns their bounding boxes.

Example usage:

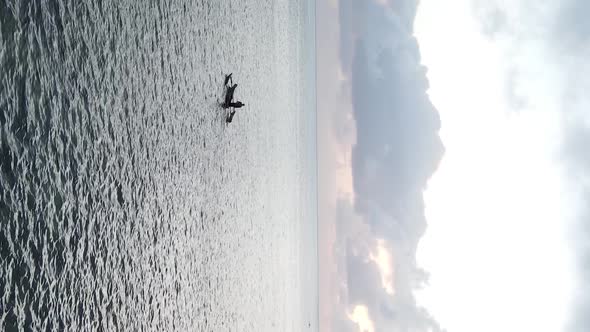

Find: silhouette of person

[228,101,245,108]
[222,74,245,123]
[224,83,238,108]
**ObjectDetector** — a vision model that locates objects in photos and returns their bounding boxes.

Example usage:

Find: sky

[317,0,590,331]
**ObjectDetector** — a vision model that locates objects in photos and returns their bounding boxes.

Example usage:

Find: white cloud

[415,0,590,331]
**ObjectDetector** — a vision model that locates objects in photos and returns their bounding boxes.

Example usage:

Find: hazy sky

[318,0,590,331]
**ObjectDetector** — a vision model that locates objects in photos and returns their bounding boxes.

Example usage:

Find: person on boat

[223,83,237,106]
[222,73,245,123]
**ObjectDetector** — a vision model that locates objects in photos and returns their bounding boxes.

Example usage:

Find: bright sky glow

[369,239,395,295]
[348,305,375,332]
[414,0,574,331]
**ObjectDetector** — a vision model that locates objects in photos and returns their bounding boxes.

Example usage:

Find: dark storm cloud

[333,0,445,331]
[345,244,385,306]
[351,43,441,205]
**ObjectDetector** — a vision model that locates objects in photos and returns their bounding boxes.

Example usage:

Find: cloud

[469,1,590,330]
[346,243,387,307]
[333,312,363,332]
[328,0,589,331]
[551,1,590,51]
[338,0,355,73]
[561,121,590,332]
[386,0,420,33]
[331,0,445,331]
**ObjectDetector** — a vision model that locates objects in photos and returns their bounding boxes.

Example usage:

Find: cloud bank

[330,0,445,331]
[327,0,590,331]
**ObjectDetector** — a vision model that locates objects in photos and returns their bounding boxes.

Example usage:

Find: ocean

[0,0,317,331]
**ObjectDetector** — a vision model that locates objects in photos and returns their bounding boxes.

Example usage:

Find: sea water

[0,0,317,330]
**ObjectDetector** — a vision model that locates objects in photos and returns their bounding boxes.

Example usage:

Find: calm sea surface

[0,0,317,331]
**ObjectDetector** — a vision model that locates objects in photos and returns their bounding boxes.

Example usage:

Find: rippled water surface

[0,0,317,330]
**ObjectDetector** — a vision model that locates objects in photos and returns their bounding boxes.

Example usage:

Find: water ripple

[0,0,313,330]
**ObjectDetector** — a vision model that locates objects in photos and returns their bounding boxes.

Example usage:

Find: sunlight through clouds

[369,239,395,295]
[347,305,375,332]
